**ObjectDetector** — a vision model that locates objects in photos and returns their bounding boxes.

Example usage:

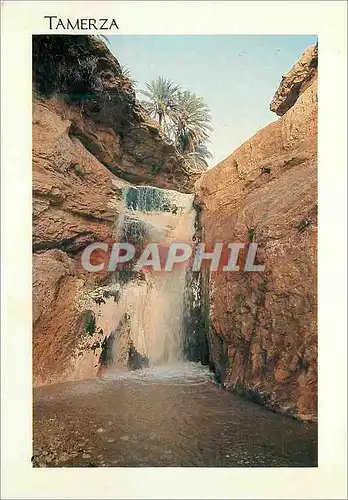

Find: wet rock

[128,340,149,371]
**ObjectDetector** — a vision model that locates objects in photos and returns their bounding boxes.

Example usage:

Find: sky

[109,35,317,167]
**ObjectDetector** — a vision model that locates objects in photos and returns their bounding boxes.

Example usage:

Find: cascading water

[109,185,196,369]
[35,186,318,467]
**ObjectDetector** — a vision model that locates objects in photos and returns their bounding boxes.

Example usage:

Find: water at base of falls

[33,362,317,468]
[104,361,214,384]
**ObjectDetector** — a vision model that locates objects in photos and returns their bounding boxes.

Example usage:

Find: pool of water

[33,362,317,467]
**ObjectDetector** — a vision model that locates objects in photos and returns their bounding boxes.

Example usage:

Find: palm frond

[140,77,213,169]
[169,90,212,153]
[139,77,181,129]
[119,64,137,87]
[176,142,212,172]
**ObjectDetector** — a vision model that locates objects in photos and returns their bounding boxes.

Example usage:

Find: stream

[33,362,317,467]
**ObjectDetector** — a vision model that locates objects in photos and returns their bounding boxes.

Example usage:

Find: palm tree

[140,78,213,171]
[139,76,180,129]
[178,142,213,172]
[169,90,212,154]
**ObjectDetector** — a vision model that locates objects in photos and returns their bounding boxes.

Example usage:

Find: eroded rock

[270,43,318,116]
[196,49,317,421]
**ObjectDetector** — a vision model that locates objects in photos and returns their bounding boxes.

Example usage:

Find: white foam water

[110,186,196,367]
[104,361,214,385]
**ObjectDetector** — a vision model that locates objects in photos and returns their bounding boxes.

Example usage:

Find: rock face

[270,43,318,116]
[196,49,317,421]
[33,35,197,192]
[32,35,195,385]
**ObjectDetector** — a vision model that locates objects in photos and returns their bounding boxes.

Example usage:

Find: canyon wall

[32,35,196,385]
[196,45,318,421]
[33,35,318,422]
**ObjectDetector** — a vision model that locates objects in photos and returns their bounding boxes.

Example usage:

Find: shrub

[295,218,312,233]
[84,310,96,336]
[70,162,86,179]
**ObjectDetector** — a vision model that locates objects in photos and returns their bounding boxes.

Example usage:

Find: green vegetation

[150,163,163,174]
[192,198,202,214]
[115,264,134,285]
[33,36,102,99]
[258,279,268,293]
[139,76,213,172]
[261,166,271,174]
[140,76,180,129]
[296,218,312,233]
[71,162,86,179]
[248,228,256,242]
[84,310,96,336]
[236,293,245,305]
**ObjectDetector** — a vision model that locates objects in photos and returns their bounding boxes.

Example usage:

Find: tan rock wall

[270,43,318,116]
[32,99,124,385]
[196,78,317,421]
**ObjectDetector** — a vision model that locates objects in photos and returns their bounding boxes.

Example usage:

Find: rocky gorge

[32,30,317,448]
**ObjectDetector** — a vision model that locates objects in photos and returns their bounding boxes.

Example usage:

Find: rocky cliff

[270,43,318,116]
[32,35,196,385]
[196,45,318,421]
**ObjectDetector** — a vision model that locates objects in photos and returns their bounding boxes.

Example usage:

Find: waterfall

[110,186,196,368]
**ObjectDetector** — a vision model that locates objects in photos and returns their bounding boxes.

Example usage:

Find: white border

[1,1,347,499]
